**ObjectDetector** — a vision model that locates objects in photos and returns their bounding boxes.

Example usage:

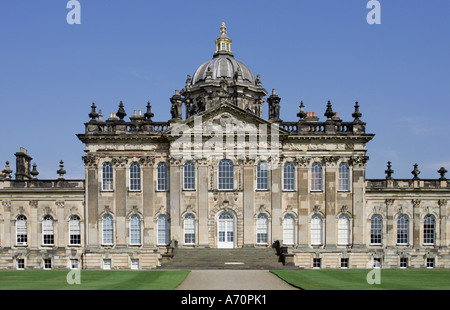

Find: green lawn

[271,269,450,290]
[0,270,190,290]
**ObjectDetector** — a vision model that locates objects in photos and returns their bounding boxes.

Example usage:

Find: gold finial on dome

[214,22,233,56]
[220,22,227,35]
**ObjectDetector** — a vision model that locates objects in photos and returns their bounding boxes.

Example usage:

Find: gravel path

[175,270,299,290]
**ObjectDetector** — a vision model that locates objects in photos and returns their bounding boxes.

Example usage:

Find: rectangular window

[183,162,196,190]
[43,258,52,270]
[42,219,54,246]
[102,163,114,191]
[129,163,141,191]
[218,160,234,191]
[69,218,81,245]
[283,163,295,191]
[131,259,139,270]
[71,259,79,270]
[426,258,435,268]
[399,257,408,268]
[157,163,169,191]
[256,162,269,190]
[103,259,111,270]
[373,258,382,268]
[340,258,349,269]
[17,259,25,270]
[16,221,28,246]
[313,258,321,269]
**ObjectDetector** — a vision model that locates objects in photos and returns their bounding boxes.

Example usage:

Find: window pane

[311,163,322,191]
[371,214,382,244]
[397,214,409,244]
[338,214,350,245]
[69,215,81,245]
[158,215,169,245]
[338,163,350,191]
[102,215,114,245]
[283,214,295,244]
[256,214,268,244]
[16,215,28,245]
[283,162,295,191]
[102,163,113,191]
[42,215,54,245]
[424,214,435,244]
[184,214,195,244]
[184,161,195,190]
[257,162,269,190]
[218,160,234,190]
[130,214,141,245]
[130,162,141,191]
[311,214,322,245]
[157,163,169,191]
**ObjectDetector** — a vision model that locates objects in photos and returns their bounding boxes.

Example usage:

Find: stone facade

[0,23,449,270]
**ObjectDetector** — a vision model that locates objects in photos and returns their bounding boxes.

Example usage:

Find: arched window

[370,214,383,245]
[283,162,295,191]
[129,214,141,245]
[69,215,81,245]
[102,162,113,191]
[256,161,269,190]
[102,214,114,245]
[311,163,323,191]
[129,162,141,191]
[42,215,54,245]
[157,162,169,191]
[218,159,234,190]
[311,214,323,245]
[338,163,350,191]
[424,214,436,245]
[16,215,28,246]
[397,214,409,245]
[184,161,195,190]
[157,215,169,245]
[338,214,350,245]
[283,214,295,245]
[184,213,196,245]
[256,213,269,244]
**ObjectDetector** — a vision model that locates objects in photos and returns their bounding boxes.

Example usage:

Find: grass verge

[0,270,190,290]
[271,269,450,290]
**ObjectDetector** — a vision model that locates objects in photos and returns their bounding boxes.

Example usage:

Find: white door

[218,212,234,248]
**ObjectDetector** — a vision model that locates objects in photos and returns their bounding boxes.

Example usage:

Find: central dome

[191,55,256,85]
[190,22,257,86]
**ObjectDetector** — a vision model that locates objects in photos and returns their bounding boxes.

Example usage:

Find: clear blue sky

[0,0,449,180]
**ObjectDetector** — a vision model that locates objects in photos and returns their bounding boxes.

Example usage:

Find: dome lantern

[214,22,233,56]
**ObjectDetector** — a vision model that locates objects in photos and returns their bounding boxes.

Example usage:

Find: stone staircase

[159,247,297,270]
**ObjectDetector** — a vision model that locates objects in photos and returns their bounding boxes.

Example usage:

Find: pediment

[166,101,288,138]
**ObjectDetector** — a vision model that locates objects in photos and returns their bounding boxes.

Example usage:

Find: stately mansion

[1,24,449,271]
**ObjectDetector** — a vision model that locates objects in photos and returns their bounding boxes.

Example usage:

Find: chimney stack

[14,147,32,181]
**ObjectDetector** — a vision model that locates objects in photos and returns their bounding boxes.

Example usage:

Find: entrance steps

[159,247,298,270]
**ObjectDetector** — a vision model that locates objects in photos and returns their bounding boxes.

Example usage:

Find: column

[386,199,395,247]
[243,159,255,246]
[324,158,337,247]
[115,166,127,246]
[169,160,181,243]
[197,159,209,247]
[412,199,421,247]
[351,157,367,247]
[296,158,310,246]
[271,163,283,242]
[142,159,154,247]
[86,167,99,247]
